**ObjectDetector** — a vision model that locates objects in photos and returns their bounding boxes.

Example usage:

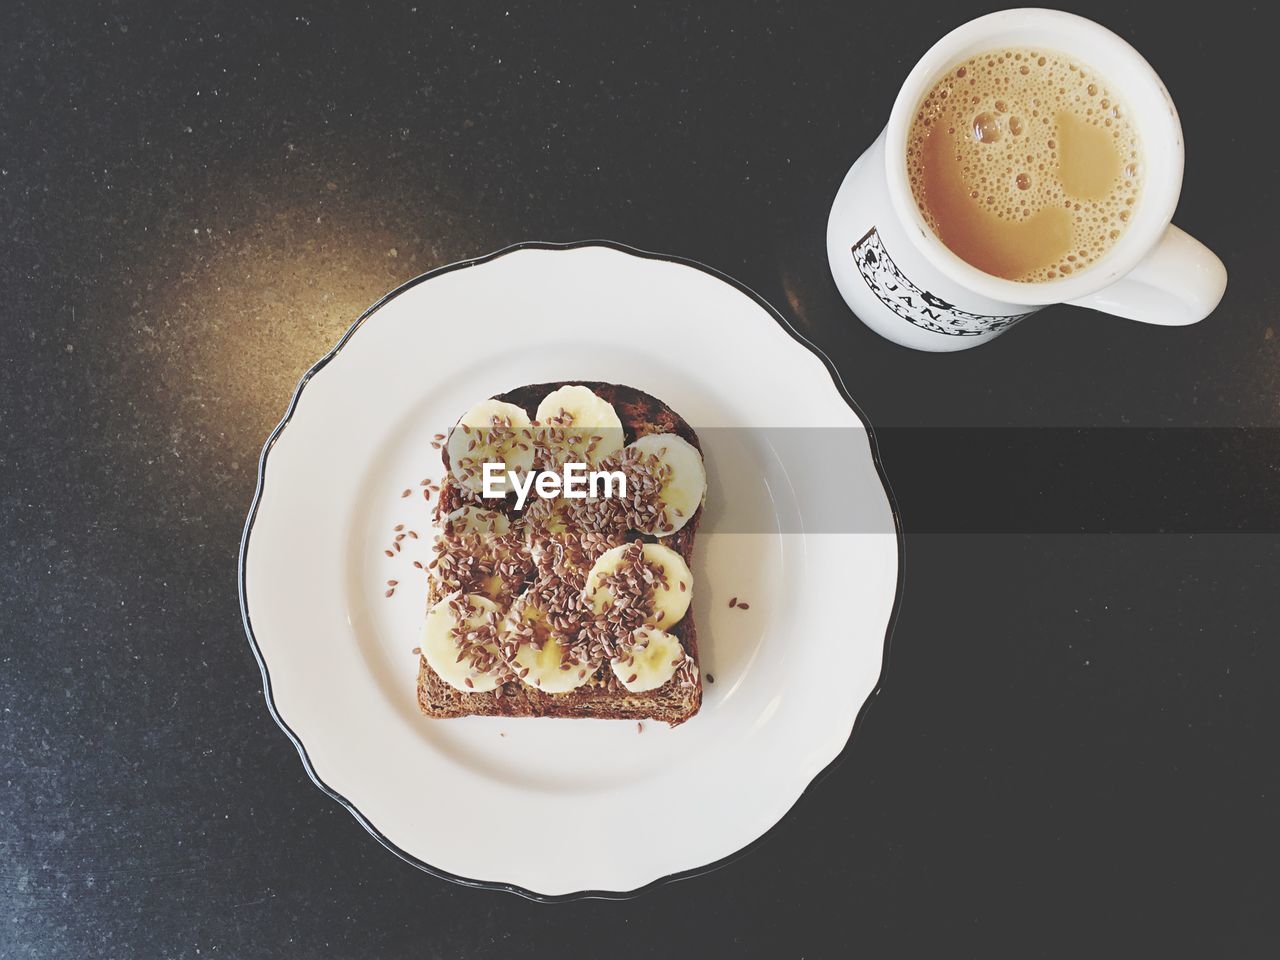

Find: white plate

[240,242,900,898]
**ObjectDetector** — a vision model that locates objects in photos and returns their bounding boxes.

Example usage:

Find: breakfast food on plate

[416,381,706,725]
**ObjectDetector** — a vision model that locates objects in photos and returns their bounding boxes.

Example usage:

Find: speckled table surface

[3,1,1277,957]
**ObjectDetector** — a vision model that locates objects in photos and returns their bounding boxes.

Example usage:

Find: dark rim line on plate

[236,239,907,902]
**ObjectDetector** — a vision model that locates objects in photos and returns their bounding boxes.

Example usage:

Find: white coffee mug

[827,8,1227,352]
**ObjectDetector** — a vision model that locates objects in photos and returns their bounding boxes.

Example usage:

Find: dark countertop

[3,1,1276,956]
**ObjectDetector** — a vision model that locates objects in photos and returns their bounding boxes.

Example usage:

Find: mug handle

[1067,225,1227,326]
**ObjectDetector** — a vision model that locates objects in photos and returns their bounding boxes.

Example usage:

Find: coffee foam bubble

[906,48,1142,282]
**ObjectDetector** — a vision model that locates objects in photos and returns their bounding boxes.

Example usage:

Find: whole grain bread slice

[417,381,703,725]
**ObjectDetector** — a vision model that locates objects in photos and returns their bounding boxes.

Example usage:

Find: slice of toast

[416,381,703,725]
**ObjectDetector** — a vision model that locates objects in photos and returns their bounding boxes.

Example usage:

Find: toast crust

[417,381,703,725]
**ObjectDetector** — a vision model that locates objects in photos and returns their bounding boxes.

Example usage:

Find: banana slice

[420,593,506,692]
[534,385,625,468]
[500,595,597,693]
[520,495,575,541]
[446,398,534,497]
[434,506,527,603]
[610,626,689,693]
[622,433,706,537]
[584,541,692,630]
[443,505,511,540]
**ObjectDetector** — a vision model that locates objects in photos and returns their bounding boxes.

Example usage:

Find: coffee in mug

[906,48,1141,282]
[827,9,1227,352]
